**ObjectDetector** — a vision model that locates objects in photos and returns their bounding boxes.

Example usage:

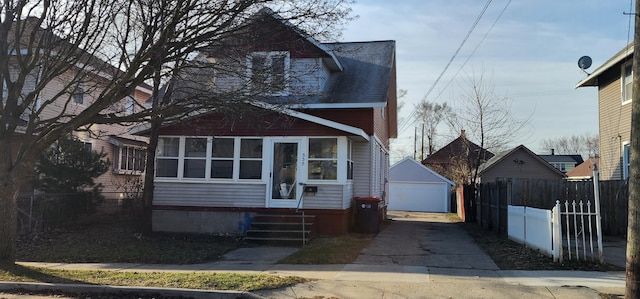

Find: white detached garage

[389,157,454,212]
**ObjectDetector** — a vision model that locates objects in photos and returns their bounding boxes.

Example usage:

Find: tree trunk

[626,1,640,296]
[140,120,160,235]
[0,184,19,266]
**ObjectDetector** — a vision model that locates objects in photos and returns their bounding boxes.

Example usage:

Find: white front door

[269,140,303,208]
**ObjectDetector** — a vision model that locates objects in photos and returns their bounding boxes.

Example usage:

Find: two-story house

[576,44,631,180]
[131,8,397,236]
[5,18,151,204]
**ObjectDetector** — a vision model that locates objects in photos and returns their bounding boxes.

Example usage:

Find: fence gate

[552,199,603,263]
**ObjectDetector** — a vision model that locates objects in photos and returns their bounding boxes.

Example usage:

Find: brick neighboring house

[576,44,632,180]
[421,130,494,184]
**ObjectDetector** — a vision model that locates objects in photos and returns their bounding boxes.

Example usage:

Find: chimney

[551,148,555,155]
[460,129,466,138]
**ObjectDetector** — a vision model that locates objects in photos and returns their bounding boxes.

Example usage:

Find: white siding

[352,141,371,197]
[154,182,266,207]
[301,184,345,209]
[290,58,322,94]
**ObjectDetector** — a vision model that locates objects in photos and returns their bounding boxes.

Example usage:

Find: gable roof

[566,158,599,179]
[422,133,494,165]
[478,144,566,177]
[538,154,584,165]
[576,43,633,88]
[390,157,454,185]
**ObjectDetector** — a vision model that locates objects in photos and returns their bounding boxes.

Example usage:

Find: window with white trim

[73,86,84,105]
[156,137,263,180]
[249,51,289,95]
[114,145,146,174]
[308,138,338,180]
[156,137,180,177]
[624,141,630,179]
[623,62,633,105]
[239,139,263,179]
[210,138,234,178]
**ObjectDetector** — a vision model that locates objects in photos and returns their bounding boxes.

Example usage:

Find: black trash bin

[354,197,380,233]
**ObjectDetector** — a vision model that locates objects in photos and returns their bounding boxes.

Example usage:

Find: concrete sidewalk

[6,212,628,298]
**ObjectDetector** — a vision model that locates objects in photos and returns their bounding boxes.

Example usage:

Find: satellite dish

[578,56,592,70]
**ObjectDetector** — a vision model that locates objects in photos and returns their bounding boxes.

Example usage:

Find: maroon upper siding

[158,109,372,137]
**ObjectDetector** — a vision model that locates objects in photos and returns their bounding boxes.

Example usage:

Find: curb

[0,282,265,299]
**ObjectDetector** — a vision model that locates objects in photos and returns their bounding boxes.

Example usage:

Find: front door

[269,140,302,208]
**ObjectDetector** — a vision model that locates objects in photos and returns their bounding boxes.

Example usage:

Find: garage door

[388,182,448,212]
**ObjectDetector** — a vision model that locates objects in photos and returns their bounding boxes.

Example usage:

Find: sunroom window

[308,138,337,180]
[184,138,207,178]
[155,136,262,181]
[156,137,179,177]
[210,138,234,179]
[239,139,263,179]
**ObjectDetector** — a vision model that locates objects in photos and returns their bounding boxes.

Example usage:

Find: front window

[239,139,263,179]
[623,62,633,104]
[157,137,179,177]
[211,138,234,179]
[308,138,337,180]
[184,138,207,178]
[249,51,289,95]
[155,136,263,181]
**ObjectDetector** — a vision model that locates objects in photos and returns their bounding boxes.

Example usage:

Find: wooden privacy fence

[467,178,628,236]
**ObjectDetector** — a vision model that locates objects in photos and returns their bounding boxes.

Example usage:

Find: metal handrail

[297,182,306,247]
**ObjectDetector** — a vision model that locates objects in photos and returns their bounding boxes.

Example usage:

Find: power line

[432,0,512,102]
[398,0,493,135]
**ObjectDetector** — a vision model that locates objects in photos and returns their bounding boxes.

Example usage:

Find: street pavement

[3,211,628,298]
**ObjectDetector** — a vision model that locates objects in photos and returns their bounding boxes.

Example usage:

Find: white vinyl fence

[507,206,553,256]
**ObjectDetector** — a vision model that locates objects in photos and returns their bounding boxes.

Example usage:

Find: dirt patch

[459,222,623,271]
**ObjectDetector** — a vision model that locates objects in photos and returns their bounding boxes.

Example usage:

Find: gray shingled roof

[265,40,396,107]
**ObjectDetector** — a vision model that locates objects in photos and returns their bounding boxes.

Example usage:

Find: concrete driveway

[355,211,499,270]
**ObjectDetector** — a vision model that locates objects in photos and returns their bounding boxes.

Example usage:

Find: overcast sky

[340,0,633,162]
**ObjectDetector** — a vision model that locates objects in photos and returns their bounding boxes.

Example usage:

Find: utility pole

[421,123,425,160]
[627,1,640,297]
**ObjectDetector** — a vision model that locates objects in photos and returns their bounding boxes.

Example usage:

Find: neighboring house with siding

[478,145,566,182]
[131,9,397,236]
[576,44,632,180]
[537,150,584,173]
[4,19,152,202]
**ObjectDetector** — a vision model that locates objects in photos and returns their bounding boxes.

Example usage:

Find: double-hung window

[156,137,263,180]
[114,145,146,174]
[211,138,234,178]
[623,62,633,105]
[184,138,207,178]
[156,137,180,177]
[308,138,338,180]
[239,139,263,179]
[249,51,289,95]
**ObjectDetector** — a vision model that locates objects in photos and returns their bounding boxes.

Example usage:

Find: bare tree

[539,133,599,158]
[446,72,530,184]
[0,0,352,265]
[414,101,453,158]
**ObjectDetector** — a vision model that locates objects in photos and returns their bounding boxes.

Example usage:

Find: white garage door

[388,182,449,212]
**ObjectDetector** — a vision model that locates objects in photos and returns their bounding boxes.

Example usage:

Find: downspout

[369,135,375,197]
